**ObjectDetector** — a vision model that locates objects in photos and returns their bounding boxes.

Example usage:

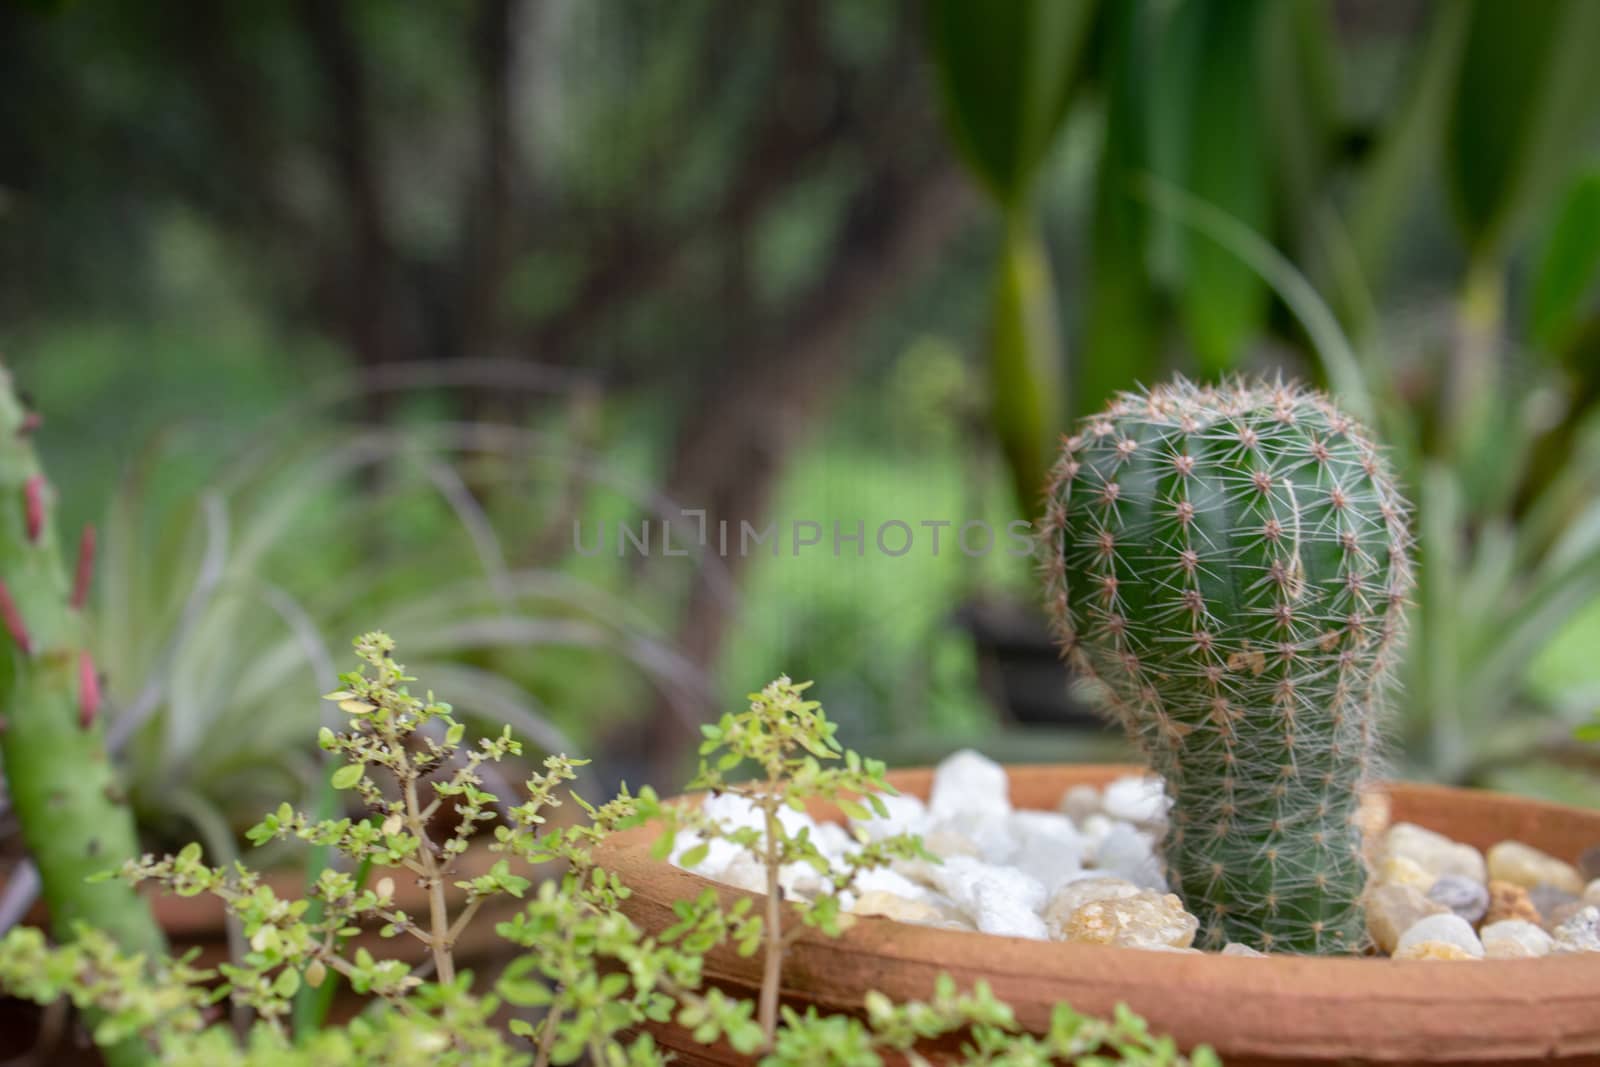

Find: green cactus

[0,366,164,1063]
[1041,378,1413,954]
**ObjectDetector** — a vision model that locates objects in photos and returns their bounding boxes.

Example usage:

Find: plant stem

[532,1001,562,1067]
[404,772,455,985]
[758,795,782,1045]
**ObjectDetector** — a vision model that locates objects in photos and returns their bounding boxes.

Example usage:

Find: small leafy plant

[0,634,1213,1066]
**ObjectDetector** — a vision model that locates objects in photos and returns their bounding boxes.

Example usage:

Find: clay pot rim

[596,762,1600,991]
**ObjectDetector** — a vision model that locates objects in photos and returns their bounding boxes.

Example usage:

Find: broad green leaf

[1446,0,1600,259]
[988,220,1062,515]
[1529,168,1600,354]
[925,0,1098,209]
[1078,0,1161,417]
[1169,0,1274,372]
[1262,0,1340,261]
[1345,0,1469,312]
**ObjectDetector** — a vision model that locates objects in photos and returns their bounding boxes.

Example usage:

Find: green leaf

[1446,0,1600,258]
[1345,0,1469,313]
[678,842,710,870]
[273,968,301,998]
[1167,0,1274,372]
[1529,168,1600,353]
[836,798,872,822]
[330,764,365,790]
[924,0,1098,209]
[988,220,1062,516]
[1079,0,1161,418]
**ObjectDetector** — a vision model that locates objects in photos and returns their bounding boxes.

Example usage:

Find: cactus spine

[1041,379,1412,954]
[0,368,165,1016]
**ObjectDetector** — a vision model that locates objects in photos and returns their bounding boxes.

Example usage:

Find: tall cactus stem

[71,524,96,611]
[0,366,164,1066]
[1042,378,1413,955]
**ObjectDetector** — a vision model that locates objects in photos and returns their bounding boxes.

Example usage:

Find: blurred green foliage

[1,0,1600,825]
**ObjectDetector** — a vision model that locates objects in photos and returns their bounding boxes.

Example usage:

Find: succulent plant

[1041,378,1413,954]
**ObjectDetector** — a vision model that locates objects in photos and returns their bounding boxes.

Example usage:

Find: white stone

[1382,822,1486,884]
[1480,919,1554,959]
[926,854,1047,939]
[1059,783,1102,823]
[929,749,1010,820]
[918,827,981,860]
[1427,874,1489,924]
[1394,940,1477,961]
[1043,876,1142,938]
[777,862,827,900]
[1365,883,1448,954]
[1585,879,1600,908]
[670,831,743,879]
[1486,841,1586,896]
[1376,855,1435,892]
[717,855,768,894]
[852,865,929,901]
[1552,905,1600,953]
[969,881,1050,939]
[856,791,928,842]
[1079,814,1116,857]
[1055,890,1198,950]
[932,811,1019,867]
[1093,823,1167,890]
[1220,942,1266,957]
[809,821,858,866]
[850,891,946,925]
[1008,810,1086,891]
[1393,913,1484,959]
[1102,776,1169,827]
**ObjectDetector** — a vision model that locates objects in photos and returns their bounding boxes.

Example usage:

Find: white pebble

[932,811,1019,867]
[852,865,929,901]
[930,855,1047,911]
[1383,823,1486,884]
[1008,810,1086,891]
[1221,942,1266,957]
[1480,919,1554,959]
[1043,876,1141,938]
[970,881,1050,940]
[1079,814,1115,858]
[1552,905,1600,953]
[1394,913,1484,959]
[1101,776,1169,827]
[1486,840,1585,896]
[1059,783,1102,823]
[1094,823,1167,891]
[929,749,1010,820]
[856,791,928,842]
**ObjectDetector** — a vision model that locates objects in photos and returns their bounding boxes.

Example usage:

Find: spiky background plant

[1041,378,1413,954]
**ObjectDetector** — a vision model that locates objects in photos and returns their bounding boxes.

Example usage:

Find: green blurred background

[3,0,1600,849]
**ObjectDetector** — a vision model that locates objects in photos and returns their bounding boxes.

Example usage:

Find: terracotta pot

[596,764,1600,1067]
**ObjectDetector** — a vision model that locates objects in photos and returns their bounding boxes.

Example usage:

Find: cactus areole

[1041,379,1414,954]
